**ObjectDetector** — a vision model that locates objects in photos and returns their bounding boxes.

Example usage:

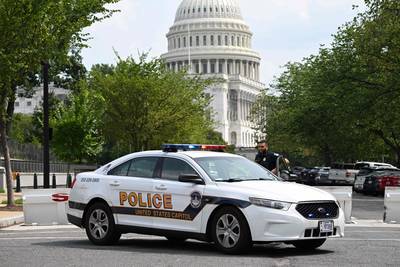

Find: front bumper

[243,203,345,242]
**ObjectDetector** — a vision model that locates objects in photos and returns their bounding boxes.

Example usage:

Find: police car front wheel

[85,202,121,245]
[211,207,251,254]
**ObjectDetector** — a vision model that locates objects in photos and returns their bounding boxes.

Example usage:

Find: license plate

[319,221,334,233]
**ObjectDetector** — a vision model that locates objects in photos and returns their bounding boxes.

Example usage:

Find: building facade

[14,84,70,115]
[161,0,264,147]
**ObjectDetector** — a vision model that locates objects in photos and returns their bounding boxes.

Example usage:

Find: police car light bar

[162,144,226,152]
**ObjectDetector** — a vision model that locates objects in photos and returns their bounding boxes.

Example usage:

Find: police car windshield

[194,157,278,182]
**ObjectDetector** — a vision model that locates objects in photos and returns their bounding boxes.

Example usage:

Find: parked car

[363,170,400,195]
[292,166,305,178]
[299,167,330,185]
[315,167,332,185]
[299,167,317,185]
[328,163,358,185]
[354,167,399,193]
[354,161,395,170]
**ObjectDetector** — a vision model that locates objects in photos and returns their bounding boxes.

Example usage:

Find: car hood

[217,181,336,203]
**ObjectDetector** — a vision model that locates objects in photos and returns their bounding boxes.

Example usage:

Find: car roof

[127,150,240,158]
[95,150,241,174]
[356,161,393,166]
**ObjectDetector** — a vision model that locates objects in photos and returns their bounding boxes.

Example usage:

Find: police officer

[255,140,279,174]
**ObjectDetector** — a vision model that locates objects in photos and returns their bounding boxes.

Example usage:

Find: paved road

[0,225,399,267]
[352,192,384,220]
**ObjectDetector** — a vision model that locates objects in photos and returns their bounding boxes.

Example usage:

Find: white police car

[67,144,345,254]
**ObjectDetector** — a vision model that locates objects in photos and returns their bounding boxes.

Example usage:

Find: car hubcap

[216,214,240,248]
[89,209,109,240]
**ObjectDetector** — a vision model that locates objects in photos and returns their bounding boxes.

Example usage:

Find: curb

[0,215,24,229]
[345,219,400,228]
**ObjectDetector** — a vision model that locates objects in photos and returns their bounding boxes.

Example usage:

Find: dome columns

[166,58,260,81]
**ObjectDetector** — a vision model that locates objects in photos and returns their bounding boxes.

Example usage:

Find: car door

[152,157,206,233]
[107,157,159,228]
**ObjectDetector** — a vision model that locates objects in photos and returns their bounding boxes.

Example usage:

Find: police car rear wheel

[292,238,326,250]
[85,202,121,245]
[211,207,251,254]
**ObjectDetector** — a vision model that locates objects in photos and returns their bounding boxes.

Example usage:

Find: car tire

[85,202,121,245]
[211,206,251,254]
[292,238,326,250]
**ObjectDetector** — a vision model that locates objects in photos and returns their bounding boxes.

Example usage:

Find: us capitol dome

[162,0,264,147]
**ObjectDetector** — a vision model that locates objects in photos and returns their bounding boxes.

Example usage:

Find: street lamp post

[42,62,50,188]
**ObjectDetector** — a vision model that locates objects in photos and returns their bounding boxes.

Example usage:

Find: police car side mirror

[178,174,205,185]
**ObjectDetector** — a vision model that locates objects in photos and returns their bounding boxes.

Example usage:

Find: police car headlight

[249,197,292,211]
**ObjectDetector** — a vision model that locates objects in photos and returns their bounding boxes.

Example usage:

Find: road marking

[0,224,79,231]
[352,199,383,202]
[345,230,400,233]
[0,230,83,235]
[333,238,400,242]
[0,236,85,240]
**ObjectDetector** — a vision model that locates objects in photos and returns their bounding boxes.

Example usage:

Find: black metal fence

[0,139,98,173]
[0,159,98,173]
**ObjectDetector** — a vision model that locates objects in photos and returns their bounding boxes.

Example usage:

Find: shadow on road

[33,238,334,258]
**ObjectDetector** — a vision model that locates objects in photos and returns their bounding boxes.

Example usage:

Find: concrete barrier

[384,187,400,224]
[317,186,352,223]
[22,188,70,225]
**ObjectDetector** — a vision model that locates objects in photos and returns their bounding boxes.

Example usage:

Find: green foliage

[52,86,104,163]
[87,55,217,157]
[10,114,40,144]
[1,198,22,205]
[252,0,400,166]
[0,0,121,206]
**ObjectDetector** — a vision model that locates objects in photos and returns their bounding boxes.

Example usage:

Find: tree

[251,0,399,166]
[52,86,104,164]
[87,55,217,156]
[0,0,120,207]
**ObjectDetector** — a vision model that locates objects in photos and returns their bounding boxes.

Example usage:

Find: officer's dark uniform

[255,151,279,171]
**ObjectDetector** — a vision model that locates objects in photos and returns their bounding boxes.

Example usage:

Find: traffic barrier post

[66,173,72,188]
[33,173,38,189]
[15,173,21,192]
[52,174,56,188]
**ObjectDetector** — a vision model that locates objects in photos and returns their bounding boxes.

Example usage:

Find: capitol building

[162,0,264,147]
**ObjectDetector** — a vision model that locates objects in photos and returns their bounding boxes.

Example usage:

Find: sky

[81,0,366,86]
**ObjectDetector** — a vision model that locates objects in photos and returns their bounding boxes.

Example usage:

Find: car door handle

[155,185,167,191]
[110,181,120,187]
